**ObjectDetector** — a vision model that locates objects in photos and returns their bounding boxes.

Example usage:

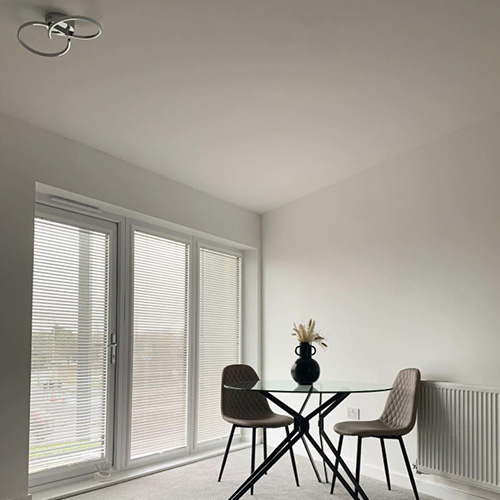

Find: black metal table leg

[319,392,329,483]
[286,426,300,487]
[305,431,361,499]
[330,435,343,494]
[319,427,371,500]
[308,394,371,500]
[301,435,322,482]
[226,390,371,500]
[227,427,301,500]
[298,386,322,483]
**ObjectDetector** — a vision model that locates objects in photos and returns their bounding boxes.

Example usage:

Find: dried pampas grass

[292,319,327,349]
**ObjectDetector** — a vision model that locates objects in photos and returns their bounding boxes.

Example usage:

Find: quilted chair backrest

[380,368,421,436]
[221,364,273,421]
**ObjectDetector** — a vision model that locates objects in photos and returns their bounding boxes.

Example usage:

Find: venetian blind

[130,231,189,459]
[30,218,110,474]
[197,247,241,444]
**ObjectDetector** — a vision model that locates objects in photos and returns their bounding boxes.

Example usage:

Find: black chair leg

[330,435,344,494]
[251,428,256,495]
[286,426,300,487]
[263,428,267,474]
[218,425,236,482]
[398,436,420,500]
[355,437,363,499]
[380,438,391,491]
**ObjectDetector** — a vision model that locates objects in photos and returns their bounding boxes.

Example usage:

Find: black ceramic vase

[291,342,320,384]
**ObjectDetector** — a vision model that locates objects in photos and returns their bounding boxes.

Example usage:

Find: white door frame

[29,204,119,488]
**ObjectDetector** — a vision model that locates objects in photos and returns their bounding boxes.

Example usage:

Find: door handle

[109,332,117,365]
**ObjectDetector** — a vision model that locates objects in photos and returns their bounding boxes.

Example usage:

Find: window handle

[109,333,117,365]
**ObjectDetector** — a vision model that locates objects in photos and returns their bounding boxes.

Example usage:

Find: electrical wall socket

[347,407,360,420]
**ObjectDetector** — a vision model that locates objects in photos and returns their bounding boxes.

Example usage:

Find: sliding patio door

[29,206,117,485]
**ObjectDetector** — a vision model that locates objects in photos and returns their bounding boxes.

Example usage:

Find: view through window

[197,247,241,444]
[130,231,190,459]
[30,217,112,474]
[29,205,243,485]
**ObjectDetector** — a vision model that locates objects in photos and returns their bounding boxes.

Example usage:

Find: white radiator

[417,381,500,493]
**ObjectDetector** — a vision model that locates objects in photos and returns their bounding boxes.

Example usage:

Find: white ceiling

[1,1,500,213]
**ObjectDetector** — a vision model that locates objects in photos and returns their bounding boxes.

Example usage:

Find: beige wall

[262,114,500,499]
[0,112,260,500]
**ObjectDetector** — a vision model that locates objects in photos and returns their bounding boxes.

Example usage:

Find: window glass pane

[130,231,189,459]
[197,248,241,444]
[30,218,110,474]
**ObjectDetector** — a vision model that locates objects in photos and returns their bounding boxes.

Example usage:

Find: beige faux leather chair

[331,368,421,499]
[218,364,299,494]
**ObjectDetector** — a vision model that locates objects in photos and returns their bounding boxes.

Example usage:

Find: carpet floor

[73,447,436,500]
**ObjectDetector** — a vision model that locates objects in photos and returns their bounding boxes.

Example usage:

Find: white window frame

[122,223,244,468]
[193,240,243,452]
[29,203,119,489]
[30,194,247,488]
[123,220,193,469]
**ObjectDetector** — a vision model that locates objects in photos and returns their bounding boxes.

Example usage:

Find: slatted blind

[30,217,110,474]
[197,247,241,444]
[130,231,189,459]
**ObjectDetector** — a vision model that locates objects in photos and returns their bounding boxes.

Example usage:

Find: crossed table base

[227,388,371,500]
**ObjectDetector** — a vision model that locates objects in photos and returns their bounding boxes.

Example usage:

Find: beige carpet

[73,447,436,500]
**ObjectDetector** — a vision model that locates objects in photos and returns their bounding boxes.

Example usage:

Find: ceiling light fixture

[17,12,101,57]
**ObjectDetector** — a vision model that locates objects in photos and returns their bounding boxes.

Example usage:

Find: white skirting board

[356,460,499,500]
[266,435,500,500]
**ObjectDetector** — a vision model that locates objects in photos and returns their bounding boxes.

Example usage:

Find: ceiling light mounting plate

[45,12,76,39]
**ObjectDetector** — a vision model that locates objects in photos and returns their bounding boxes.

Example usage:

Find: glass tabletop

[224,380,392,394]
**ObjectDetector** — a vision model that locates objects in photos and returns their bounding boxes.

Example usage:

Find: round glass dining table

[223,379,392,500]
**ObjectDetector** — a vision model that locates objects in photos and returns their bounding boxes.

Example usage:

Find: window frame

[194,240,243,451]
[29,203,119,489]
[30,196,247,488]
[124,220,193,469]
[122,223,244,468]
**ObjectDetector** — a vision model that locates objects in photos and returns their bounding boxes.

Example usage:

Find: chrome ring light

[17,12,101,57]
[47,14,102,41]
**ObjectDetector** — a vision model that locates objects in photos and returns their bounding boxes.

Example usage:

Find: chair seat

[334,419,401,437]
[224,412,294,429]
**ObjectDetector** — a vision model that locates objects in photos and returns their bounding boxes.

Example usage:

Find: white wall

[262,113,500,499]
[0,112,260,500]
